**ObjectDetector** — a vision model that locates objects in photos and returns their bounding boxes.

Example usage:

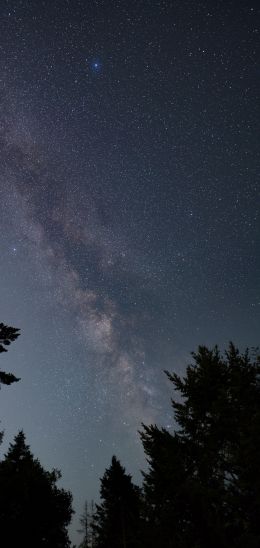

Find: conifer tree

[140,344,260,548]
[0,430,73,547]
[92,456,141,548]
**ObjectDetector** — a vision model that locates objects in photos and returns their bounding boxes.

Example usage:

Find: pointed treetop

[4,430,32,462]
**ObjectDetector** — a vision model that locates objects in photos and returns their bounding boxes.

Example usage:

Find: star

[91,60,101,72]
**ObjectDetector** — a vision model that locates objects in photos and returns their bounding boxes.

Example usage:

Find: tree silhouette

[0,430,73,547]
[92,456,141,547]
[140,344,260,548]
[78,500,96,548]
[0,322,20,387]
[78,501,90,548]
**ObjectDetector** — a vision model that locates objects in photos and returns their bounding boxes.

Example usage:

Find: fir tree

[140,344,260,548]
[0,430,73,547]
[92,456,141,548]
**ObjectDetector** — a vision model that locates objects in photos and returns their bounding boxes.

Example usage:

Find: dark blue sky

[0,0,259,544]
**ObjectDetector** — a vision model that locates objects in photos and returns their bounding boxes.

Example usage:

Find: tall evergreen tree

[92,456,141,548]
[140,344,260,548]
[0,430,73,547]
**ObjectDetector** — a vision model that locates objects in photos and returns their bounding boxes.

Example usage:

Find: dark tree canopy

[0,322,20,386]
[0,430,73,547]
[92,455,142,548]
[140,343,260,548]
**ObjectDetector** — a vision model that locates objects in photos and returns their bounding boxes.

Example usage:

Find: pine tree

[140,344,260,548]
[92,456,141,548]
[0,430,73,547]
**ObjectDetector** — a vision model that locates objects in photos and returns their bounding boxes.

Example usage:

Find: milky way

[0,1,259,544]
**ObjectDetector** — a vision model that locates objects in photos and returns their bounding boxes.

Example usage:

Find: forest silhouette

[0,322,259,547]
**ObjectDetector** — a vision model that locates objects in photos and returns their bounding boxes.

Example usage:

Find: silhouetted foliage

[92,456,142,547]
[78,500,96,548]
[78,501,90,547]
[0,322,20,386]
[0,430,73,547]
[140,343,260,548]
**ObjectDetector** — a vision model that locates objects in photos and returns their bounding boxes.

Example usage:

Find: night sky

[0,0,259,544]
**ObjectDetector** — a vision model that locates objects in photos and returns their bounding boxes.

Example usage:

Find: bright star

[91,60,101,72]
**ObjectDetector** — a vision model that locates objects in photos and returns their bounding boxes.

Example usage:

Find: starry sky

[0,0,259,544]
